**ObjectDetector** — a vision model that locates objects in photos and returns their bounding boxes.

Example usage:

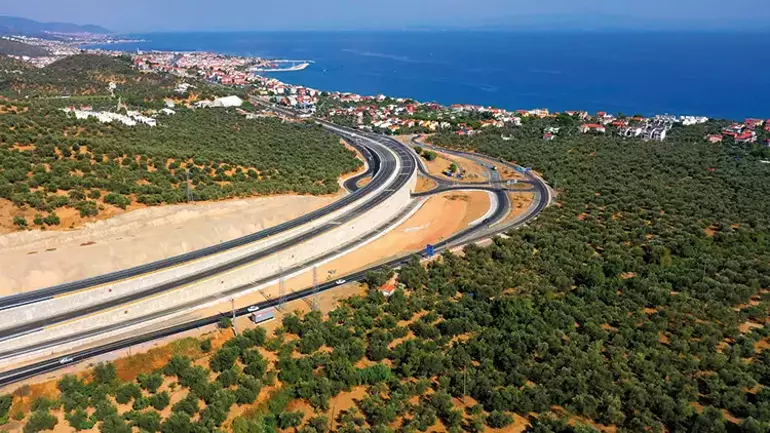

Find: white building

[213,95,243,107]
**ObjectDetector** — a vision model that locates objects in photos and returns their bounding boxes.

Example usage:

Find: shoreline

[79,31,770,120]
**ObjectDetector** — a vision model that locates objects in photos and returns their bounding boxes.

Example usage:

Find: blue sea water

[94,31,770,119]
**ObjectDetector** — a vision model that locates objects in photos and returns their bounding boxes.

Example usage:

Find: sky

[3,0,770,33]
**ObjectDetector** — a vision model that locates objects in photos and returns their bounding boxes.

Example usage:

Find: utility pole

[230,297,238,336]
[277,268,286,311]
[310,266,319,311]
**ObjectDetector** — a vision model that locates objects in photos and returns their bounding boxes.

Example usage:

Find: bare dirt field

[0,194,339,296]
[421,151,490,183]
[504,192,536,223]
[414,176,438,193]
[394,134,490,183]
[499,166,526,181]
[197,191,491,319]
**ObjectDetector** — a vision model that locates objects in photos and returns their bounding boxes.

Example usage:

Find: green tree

[23,411,58,433]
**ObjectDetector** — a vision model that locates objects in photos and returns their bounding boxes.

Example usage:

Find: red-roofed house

[765,121,770,132]
[543,132,555,141]
[745,119,764,129]
[735,131,757,144]
[705,134,723,144]
[379,282,396,297]
[580,124,606,134]
[723,124,744,137]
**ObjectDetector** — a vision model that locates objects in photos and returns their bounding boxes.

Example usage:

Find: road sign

[426,244,435,257]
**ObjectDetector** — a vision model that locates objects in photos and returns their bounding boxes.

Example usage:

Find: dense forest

[3,118,770,432]
[0,102,361,228]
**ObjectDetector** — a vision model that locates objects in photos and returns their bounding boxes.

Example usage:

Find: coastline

[84,30,770,119]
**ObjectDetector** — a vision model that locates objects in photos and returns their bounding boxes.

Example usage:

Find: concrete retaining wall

[0,145,400,331]
[0,164,416,363]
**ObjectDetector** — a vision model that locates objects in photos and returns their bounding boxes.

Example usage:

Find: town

[4,44,770,147]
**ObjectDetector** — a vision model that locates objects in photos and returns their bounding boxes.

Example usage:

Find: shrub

[92,363,117,385]
[200,339,212,353]
[114,383,142,405]
[13,216,27,228]
[138,371,164,393]
[104,192,130,209]
[30,397,58,412]
[43,212,60,226]
[65,409,95,431]
[172,392,200,416]
[149,391,170,411]
[486,411,514,428]
[218,317,233,329]
[99,414,131,433]
[0,394,11,425]
[23,411,58,433]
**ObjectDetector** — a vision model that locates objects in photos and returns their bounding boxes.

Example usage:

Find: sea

[91,31,770,120]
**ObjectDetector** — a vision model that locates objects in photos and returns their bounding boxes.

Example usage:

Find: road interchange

[0,122,552,388]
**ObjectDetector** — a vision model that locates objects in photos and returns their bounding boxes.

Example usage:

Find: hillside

[0,103,362,230]
[3,118,770,433]
[0,15,109,36]
[0,54,194,103]
[0,38,48,57]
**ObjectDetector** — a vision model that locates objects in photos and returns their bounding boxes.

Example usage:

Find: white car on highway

[59,356,74,364]
[335,279,346,285]
[247,305,260,312]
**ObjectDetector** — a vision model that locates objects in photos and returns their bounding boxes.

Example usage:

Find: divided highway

[0,135,383,312]
[0,118,552,388]
[0,126,415,344]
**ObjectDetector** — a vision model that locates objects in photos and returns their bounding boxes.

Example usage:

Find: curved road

[0,127,415,342]
[0,133,387,312]
[0,122,552,388]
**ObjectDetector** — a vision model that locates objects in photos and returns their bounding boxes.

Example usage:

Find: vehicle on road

[59,356,74,364]
[335,279,347,285]
[247,305,260,312]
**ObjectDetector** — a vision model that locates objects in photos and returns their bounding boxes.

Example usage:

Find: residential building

[735,131,757,144]
[680,116,709,126]
[565,111,589,120]
[705,134,723,144]
[620,126,644,138]
[580,124,606,134]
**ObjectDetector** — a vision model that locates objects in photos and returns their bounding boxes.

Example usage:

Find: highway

[0,128,415,342]
[0,132,384,312]
[0,197,424,361]
[343,143,379,193]
[0,113,551,388]
[0,167,536,388]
